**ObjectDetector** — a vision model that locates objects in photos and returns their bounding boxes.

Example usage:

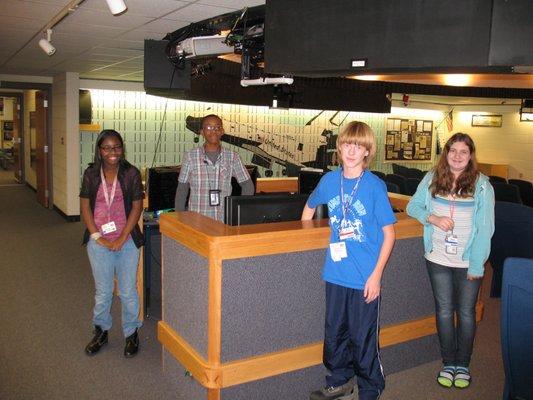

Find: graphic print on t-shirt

[329,196,367,242]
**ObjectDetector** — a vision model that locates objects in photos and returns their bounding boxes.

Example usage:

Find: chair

[385,182,400,194]
[405,178,421,196]
[370,170,386,181]
[392,163,410,178]
[489,175,507,184]
[407,167,425,180]
[385,174,408,195]
[501,257,533,400]
[492,183,522,204]
[488,201,533,297]
[508,179,533,207]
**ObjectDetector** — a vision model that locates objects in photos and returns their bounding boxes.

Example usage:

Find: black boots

[85,325,108,356]
[124,328,139,358]
[85,326,139,357]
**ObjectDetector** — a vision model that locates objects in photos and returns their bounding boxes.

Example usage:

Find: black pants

[323,282,385,399]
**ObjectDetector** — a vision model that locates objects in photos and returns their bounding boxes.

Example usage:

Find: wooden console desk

[157,203,482,399]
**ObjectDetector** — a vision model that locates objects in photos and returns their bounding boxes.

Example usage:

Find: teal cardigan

[406,171,495,277]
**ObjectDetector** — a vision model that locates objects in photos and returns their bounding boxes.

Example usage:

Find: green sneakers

[437,366,456,388]
[454,367,471,389]
[437,366,471,389]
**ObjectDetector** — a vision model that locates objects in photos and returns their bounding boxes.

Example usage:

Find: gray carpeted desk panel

[380,237,435,325]
[221,364,327,400]
[163,350,207,399]
[219,335,439,400]
[380,334,440,375]
[162,236,209,358]
[220,238,434,362]
[221,249,326,362]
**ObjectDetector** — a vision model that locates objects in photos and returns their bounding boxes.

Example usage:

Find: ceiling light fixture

[442,74,472,87]
[39,29,56,56]
[105,0,127,15]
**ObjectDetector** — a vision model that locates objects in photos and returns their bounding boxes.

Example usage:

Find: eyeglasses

[203,125,223,132]
[100,145,123,152]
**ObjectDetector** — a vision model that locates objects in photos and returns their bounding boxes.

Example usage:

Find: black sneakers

[310,379,356,400]
[124,328,139,358]
[85,325,108,356]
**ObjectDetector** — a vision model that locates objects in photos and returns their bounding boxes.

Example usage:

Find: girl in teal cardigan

[406,132,494,390]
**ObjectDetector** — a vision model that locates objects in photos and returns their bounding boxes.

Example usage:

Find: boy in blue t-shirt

[302,121,396,400]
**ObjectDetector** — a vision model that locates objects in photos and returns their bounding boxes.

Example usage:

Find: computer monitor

[298,169,324,195]
[224,193,308,226]
[224,193,328,226]
[147,166,181,212]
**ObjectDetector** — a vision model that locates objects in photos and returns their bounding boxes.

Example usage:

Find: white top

[425,193,474,268]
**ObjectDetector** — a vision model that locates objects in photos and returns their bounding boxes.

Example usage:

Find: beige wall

[23,90,37,189]
[52,72,79,216]
[452,105,533,181]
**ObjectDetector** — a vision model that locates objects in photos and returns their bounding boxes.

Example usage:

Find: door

[35,91,49,207]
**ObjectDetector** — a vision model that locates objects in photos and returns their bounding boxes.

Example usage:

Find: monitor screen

[147,166,181,212]
[224,193,327,226]
[298,169,324,195]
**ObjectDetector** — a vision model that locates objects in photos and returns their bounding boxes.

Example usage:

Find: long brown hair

[430,132,479,197]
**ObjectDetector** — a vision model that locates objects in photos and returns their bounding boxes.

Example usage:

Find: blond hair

[336,121,376,168]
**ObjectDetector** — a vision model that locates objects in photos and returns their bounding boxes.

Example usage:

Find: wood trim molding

[159,211,422,260]
[256,178,298,193]
[160,299,482,390]
[79,123,101,131]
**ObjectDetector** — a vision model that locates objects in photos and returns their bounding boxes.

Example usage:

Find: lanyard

[449,194,456,234]
[100,168,117,221]
[204,160,220,191]
[340,169,364,224]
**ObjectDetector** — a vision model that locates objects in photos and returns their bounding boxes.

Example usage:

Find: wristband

[90,232,102,241]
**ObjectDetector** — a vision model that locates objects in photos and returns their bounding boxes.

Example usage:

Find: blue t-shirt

[307,169,397,289]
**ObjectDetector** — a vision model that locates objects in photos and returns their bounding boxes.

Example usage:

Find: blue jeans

[87,238,141,337]
[426,260,481,367]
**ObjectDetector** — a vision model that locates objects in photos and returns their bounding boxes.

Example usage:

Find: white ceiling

[0,0,265,82]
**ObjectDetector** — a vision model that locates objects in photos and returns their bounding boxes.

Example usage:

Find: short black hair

[200,114,222,129]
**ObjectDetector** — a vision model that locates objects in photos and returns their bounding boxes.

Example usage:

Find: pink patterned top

[93,180,129,242]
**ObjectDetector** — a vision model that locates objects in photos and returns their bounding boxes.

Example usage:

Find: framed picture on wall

[471,114,503,127]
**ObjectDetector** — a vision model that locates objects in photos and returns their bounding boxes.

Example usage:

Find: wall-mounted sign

[471,114,503,128]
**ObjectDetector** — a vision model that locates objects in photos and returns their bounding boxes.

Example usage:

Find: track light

[105,0,127,15]
[39,29,56,56]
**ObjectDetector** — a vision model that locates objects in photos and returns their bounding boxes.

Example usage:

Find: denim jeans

[87,238,141,337]
[426,260,481,367]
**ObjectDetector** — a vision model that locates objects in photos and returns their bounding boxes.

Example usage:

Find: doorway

[0,93,23,186]
[0,85,52,209]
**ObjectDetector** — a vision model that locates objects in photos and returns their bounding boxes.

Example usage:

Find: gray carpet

[0,185,505,399]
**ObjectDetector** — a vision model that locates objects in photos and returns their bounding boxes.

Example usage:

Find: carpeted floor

[0,185,505,400]
[0,168,19,186]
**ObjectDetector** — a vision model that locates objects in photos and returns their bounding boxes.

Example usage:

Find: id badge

[445,234,458,255]
[330,242,347,262]
[339,227,355,241]
[209,190,221,206]
[101,221,117,235]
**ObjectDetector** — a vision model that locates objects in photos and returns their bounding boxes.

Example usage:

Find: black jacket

[80,161,144,248]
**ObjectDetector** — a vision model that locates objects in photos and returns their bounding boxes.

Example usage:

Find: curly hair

[430,132,479,198]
